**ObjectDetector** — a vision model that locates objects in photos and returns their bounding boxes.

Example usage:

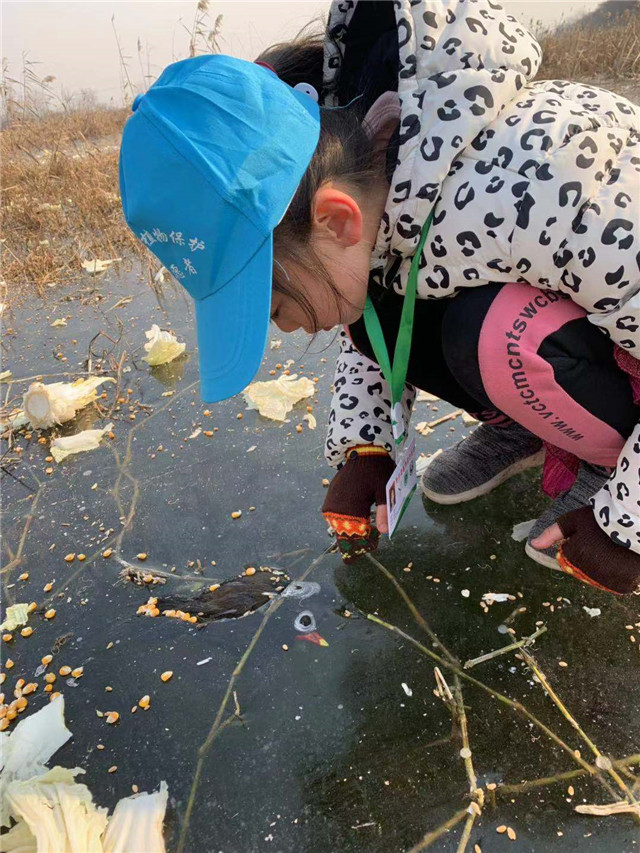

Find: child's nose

[275,317,300,334]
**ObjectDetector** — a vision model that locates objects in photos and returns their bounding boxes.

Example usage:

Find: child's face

[271,181,386,334]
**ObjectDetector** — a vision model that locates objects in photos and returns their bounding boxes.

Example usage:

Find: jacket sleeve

[325,330,416,468]
[592,423,640,556]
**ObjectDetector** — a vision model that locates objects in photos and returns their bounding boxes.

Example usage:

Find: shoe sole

[420,449,544,506]
[524,541,560,569]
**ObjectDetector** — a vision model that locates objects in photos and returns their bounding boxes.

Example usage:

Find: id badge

[385,437,417,538]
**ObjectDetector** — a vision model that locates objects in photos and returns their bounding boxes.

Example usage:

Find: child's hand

[531,506,640,595]
[322,446,395,564]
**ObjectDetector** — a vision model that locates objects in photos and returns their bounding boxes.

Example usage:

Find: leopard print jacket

[322,0,640,554]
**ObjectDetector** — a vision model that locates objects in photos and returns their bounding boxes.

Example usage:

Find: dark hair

[257,24,381,333]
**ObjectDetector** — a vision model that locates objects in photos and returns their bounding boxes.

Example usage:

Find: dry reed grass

[1,4,639,306]
[535,5,640,82]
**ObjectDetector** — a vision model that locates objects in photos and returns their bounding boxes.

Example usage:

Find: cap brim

[194,237,272,403]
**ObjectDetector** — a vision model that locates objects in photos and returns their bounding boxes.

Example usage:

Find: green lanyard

[363,208,435,444]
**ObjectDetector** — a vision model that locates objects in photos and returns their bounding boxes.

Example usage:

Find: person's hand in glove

[531,506,640,595]
[322,445,396,564]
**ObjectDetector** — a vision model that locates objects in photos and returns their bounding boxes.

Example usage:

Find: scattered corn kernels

[45,609,56,620]
[2,634,12,643]
[27,602,37,613]
[20,627,33,638]
[49,692,61,701]
[245,567,256,576]
[44,673,56,684]
[59,666,72,676]
[108,765,118,773]
[23,683,37,695]
[138,695,150,709]
[19,572,29,581]
[77,554,86,561]
[71,667,84,679]
[64,553,75,562]
[44,683,53,693]
[5,660,14,670]
[208,584,220,593]
[41,654,53,666]
[43,582,53,592]
[137,553,147,561]
[102,549,113,559]
[106,712,120,724]
[160,671,173,682]
[231,511,242,519]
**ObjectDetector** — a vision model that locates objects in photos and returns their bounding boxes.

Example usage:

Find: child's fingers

[376,503,389,534]
[530,523,563,549]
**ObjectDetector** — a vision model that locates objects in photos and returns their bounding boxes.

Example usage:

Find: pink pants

[477,283,635,474]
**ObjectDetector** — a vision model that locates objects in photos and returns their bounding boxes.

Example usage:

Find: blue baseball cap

[119,54,320,402]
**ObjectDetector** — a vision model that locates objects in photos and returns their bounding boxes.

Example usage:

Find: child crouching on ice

[120,0,640,594]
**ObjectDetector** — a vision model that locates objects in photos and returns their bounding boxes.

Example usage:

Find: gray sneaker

[525,463,611,568]
[420,421,544,505]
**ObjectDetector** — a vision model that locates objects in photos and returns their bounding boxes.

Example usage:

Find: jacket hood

[322,0,543,263]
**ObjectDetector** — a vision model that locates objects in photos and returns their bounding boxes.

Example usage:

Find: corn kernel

[138,695,150,709]
[44,683,53,693]
[71,667,84,678]
[102,549,113,558]
[160,671,173,682]
[19,572,29,581]
[77,554,86,561]
[5,660,14,670]
[20,627,33,638]
[44,672,56,684]
[2,634,12,643]
[231,510,242,519]
[41,654,53,666]
[137,553,147,561]
[43,582,53,592]
[244,567,256,576]
[45,609,56,619]
[64,553,75,562]
[23,683,37,695]
[106,711,119,724]
[59,665,71,676]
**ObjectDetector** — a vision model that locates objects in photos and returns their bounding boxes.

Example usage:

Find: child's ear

[312,186,363,248]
